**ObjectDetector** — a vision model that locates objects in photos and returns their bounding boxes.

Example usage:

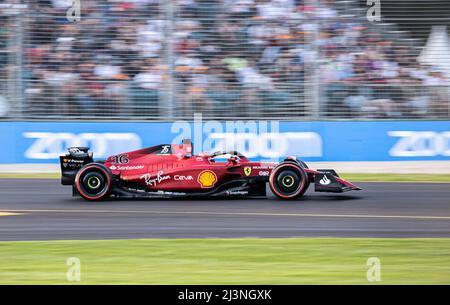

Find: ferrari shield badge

[244,167,252,176]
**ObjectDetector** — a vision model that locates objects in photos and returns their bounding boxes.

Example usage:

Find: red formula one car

[60,139,361,201]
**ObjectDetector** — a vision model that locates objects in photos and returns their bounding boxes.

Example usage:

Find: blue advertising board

[0,120,449,163]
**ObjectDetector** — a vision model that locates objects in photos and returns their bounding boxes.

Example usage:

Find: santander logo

[319,175,331,186]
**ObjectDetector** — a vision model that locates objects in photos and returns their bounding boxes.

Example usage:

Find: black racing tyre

[284,159,310,190]
[269,162,309,200]
[283,159,309,169]
[75,163,113,201]
[298,160,309,169]
[297,160,310,190]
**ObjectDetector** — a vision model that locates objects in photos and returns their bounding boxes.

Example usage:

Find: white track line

[0,212,23,216]
[1,209,450,221]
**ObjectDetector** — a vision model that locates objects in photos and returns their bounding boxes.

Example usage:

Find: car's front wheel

[75,163,113,201]
[269,162,309,200]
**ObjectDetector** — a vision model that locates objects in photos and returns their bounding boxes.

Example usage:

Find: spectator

[3,0,445,119]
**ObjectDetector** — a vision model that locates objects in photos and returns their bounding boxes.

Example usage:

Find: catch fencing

[0,0,449,120]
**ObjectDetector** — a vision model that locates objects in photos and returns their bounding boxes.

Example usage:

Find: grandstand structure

[0,0,449,120]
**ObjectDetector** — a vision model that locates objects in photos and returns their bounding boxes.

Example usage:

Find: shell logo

[198,170,217,188]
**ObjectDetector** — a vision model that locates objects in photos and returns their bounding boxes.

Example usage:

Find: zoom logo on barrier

[206,132,322,159]
[389,131,450,157]
[23,132,142,159]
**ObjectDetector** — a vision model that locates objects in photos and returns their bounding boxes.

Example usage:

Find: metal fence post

[163,0,175,119]
[5,6,24,119]
[15,9,24,119]
[304,0,321,120]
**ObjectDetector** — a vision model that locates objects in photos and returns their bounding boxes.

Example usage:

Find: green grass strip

[0,238,449,284]
[0,173,60,179]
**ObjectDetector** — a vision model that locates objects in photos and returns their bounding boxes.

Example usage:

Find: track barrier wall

[0,121,449,164]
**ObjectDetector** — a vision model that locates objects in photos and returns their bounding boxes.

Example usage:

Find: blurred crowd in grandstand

[0,0,449,118]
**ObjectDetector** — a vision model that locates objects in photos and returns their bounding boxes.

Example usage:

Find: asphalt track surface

[0,179,450,240]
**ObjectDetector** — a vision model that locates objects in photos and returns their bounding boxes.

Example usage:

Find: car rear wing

[60,147,93,185]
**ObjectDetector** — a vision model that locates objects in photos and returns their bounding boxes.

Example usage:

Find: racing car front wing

[314,169,361,193]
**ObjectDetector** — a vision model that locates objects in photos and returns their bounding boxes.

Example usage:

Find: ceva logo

[388,131,450,157]
[23,132,142,159]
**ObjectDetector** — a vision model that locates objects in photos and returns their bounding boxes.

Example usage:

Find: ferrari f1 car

[60,139,361,201]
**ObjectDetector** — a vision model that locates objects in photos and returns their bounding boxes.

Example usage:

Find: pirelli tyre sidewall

[75,163,113,201]
[269,162,309,200]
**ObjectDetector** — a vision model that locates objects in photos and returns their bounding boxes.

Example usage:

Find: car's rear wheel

[75,163,113,201]
[269,162,309,200]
